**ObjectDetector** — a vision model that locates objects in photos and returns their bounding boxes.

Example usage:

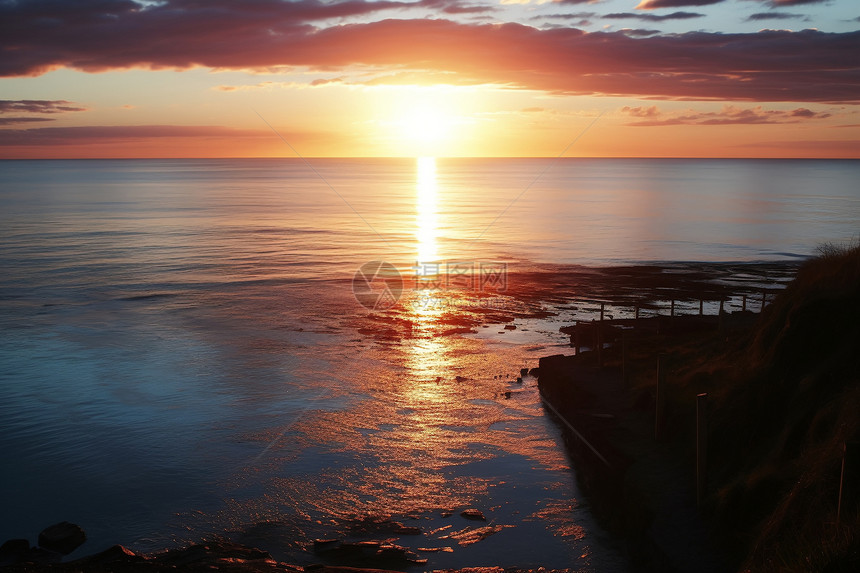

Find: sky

[0,0,858,158]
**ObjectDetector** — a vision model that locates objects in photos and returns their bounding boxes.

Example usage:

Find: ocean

[1,158,858,569]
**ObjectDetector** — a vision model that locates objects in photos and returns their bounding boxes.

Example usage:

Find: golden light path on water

[405,156,450,401]
[416,156,439,267]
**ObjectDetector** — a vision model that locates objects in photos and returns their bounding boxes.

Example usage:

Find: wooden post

[697,393,708,509]
[574,322,581,355]
[761,290,767,313]
[671,299,675,318]
[635,304,640,320]
[838,442,859,524]
[600,302,605,322]
[699,299,704,316]
[718,299,725,332]
[655,354,666,441]
[597,325,603,368]
[622,331,628,384]
[742,294,747,312]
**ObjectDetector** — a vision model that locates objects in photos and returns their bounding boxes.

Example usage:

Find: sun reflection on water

[416,156,438,267]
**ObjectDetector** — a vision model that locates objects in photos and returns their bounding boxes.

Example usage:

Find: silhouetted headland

[538,244,860,572]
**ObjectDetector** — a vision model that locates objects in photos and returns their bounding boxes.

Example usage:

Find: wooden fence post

[671,299,675,318]
[655,354,666,441]
[761,290,767,313]
[622,331,629,384]
[699,298,704,316]
[838,442,859,524]
[600,302,605,322]
[597,325,603,368]
[697,393,709,509]
[742,294,747,312]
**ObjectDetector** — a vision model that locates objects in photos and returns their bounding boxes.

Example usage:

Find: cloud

[621,105,833,126]
[0,100,87,114]
[213,81,296,91]
[760,0,828,6]
[2,3,859,103]
[619,28,662,37]
[746,12,807,21]
[0,117,56,126]
[309,77,346,87]
[636,0,723,9]
[603,11,704,21]
[0,125,267,146]
[420,0,497,14]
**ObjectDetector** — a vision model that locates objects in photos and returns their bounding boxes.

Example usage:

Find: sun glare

[380,93,463,156]
[400,108,450,146]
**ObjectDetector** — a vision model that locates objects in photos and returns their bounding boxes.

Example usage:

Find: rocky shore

[1,535,578,573]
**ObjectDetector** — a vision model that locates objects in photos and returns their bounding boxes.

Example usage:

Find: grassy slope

[654,245,860,571]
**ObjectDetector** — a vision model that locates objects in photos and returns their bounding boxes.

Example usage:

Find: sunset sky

[1,0,858,158]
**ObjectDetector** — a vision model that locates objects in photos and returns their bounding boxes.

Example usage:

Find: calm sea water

[0,158,858,569]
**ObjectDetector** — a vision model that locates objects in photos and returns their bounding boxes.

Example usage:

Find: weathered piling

[697,393,708,509]
[837,442,859,525]
[655,354,667,441]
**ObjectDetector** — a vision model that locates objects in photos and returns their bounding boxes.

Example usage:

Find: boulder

[37,522,86,555]
[21,546,63,564]
[460,509,487,521]
[0,539,30,564]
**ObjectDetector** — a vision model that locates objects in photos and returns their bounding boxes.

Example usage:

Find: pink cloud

[0,99,87,113]
[1,2,859,103]
[0,125,268,146]
[0,117,56,126]
[636,0,723,9]
[621,105,833,126]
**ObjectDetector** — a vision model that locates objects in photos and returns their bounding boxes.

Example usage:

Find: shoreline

[1,261,815,572]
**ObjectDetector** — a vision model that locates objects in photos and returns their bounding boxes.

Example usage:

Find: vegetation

[659,242,860,571]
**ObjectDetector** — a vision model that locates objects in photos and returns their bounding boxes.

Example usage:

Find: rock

[516,377,522,383]
[37,522,86,555]
[77,544,143,565]
[520,368,529,377]
[504,324,517,330]
[313,538,341,553]
[156,542,271,566]
[21,546,63,564]
[529,367,540,377]
[0,539,30,564]
[503,391,511,399]
[440,511,453,518]
[460,509,487,521]
[345,515,423,536]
